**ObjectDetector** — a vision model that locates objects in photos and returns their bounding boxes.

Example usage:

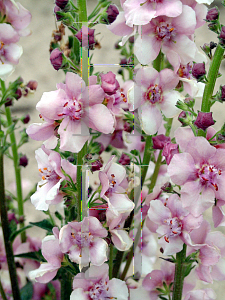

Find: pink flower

[184,289,216,300]
[59,216,108,270]
[168,136,225,216]
[34,72,115,152]
[134,5,197,68]
[29,228,64,284]
[148,194,203,255]
[123,0,182,26]
[31,145,77,211]
[70,264,129,300]
[128,67,180,135]
[99,156,134,218]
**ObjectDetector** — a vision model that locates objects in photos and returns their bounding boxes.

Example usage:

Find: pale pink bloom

[184,289,216,300]
[123,0,182,26]
[99,156,135,217]
[134,5,197,68]
[128,67,180,135]
[212,200,225,227]
[70,264,129,300]
[35,72,115,152]
[148,194,203,255]
[31,145,77,211]
[1,0,31,37]
[189,220,225,283]
[59,216,108,270]
[168,136,225,216]
[29,228,64,284]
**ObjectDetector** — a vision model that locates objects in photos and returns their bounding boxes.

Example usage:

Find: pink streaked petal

[148,200,171,224]
[215,174,225,201]
[195,264,213,283]
[142,270,163,291]
[160,91,180,118]
[90,239,108,265]
[167,153,197,185]
[85,104,114,134]
[70,289,88,300]
[84,85,105,106]
[135,67,159,88]
[156,0,182,18]
[29,263,59,284]
[61,159,77,183]
[186,137,216,164]
[159,235,183,255]
[0,23,19,43]
[0,63,14,80]
[108,278,129,300]
[159,69,179,91]
[182,214,203,232]
[194,3,207,29]
[134,34,161,65]
[181,181,215,217]
[65,72,86,99]
[108,193,135,214]
[48,151,64,178]
[42,235,63,266]
[107,162,126,185]
[211,258,225,281]
[138,102,162,135]
[164,48,180,72]
[37,89,67,120]
[99,171,110,197]
[4,43,23,64]
[209,148,225,170]
[85,216,108,237]
[58,118,89,153]
[174,127,194,152]
[26,122,56,141]
[199,245,220,266]
[212,205,225,228]
[111,229,132,251]
[128,84,142,111]
[172,5,196,34]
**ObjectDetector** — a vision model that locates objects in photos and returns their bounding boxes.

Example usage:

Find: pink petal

[90,239,108,265]
[138,102,162,135]
[134,35,161,65]
[160,91,180,118]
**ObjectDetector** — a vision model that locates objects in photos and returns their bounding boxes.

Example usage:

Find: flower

[70,264,129,300]
[128,67,180,135]
[59,216,108,270]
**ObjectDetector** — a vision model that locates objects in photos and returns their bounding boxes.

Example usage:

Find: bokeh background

[3,0,225,296]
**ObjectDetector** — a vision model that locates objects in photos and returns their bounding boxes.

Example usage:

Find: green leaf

[30,219,54,233]
[14,250,46,262]
[10,225,32,242]
[20,281,33,300]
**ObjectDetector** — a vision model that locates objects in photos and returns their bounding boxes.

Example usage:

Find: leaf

[9,225,32,242]
[20,281,33,300]
[30,219,54,233]
[14,250,46,262]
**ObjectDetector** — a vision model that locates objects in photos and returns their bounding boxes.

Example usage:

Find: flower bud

[55,0,69,9]
[21,114,30,124]
[162,142,179,165]
[152,134,170,150]
[54,5,63,21]
[50,48,65,70]
[106,4,119,24]
[191,63,206,80]
[91,158,103,172]
[194,111,215,131]
[19,155,28,167]
[5,98,13,107]
[129,36,135,43]
[161,182,173,193]
[27,80,38,91]
[206,7,219,21]
[178,111,192,126]
[219,26,225,43]
[119,153,131,165]
[221,85,225,101]
[100,71,120,95]
[15,88,22,100]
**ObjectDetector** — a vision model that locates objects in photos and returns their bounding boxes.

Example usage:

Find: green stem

[201,44,225,113]
[77,142,88,221]
[153,50,164,72]
[60,269,72,300]
[5,106,25,242]
[0,279,8,300]
[172,244,187,300]
[0,153,21,300]
[109,243,114,280]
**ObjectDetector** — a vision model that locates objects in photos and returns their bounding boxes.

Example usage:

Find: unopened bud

[91,158,103,172]
[219,26,225,43]
[19,155,28,167]
[192,63,206,80]
[27,80,38,91]
[50,48,66,70]
[119,153,131,165]
[152,134,171,150]
[5,98,13,107]
[206,7,219,21]
[194,111,215,131]
[106,4,119,24]
[21,114,30,124]
[162,142,179,165]
[221,85,225,101]
[55,0,69,9]
[178,111,192,126]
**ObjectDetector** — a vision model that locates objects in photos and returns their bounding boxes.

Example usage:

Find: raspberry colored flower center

[177,63,192,79]
[145,84,162,104]
[198,164,222,191]
[38,167,60,182]
[156,22,176,41]
[89,279,110,300]
[71,231,94,248]
[58,99,83,120]
[164,217,182,243]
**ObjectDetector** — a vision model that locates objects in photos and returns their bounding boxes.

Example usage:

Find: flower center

[177,63,192,79]
[164,217,182,243]
[71,231,94,248]
[145,84,162,104]
[58,99,83,120]
[198,164,222,191]
[156,22,176,42]
[38,167,60,182]
[89,280,110,300]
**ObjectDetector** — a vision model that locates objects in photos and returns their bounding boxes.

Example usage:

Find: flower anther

[145,84,162,104]
[198,164,222,191]
[156,22,176,42]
